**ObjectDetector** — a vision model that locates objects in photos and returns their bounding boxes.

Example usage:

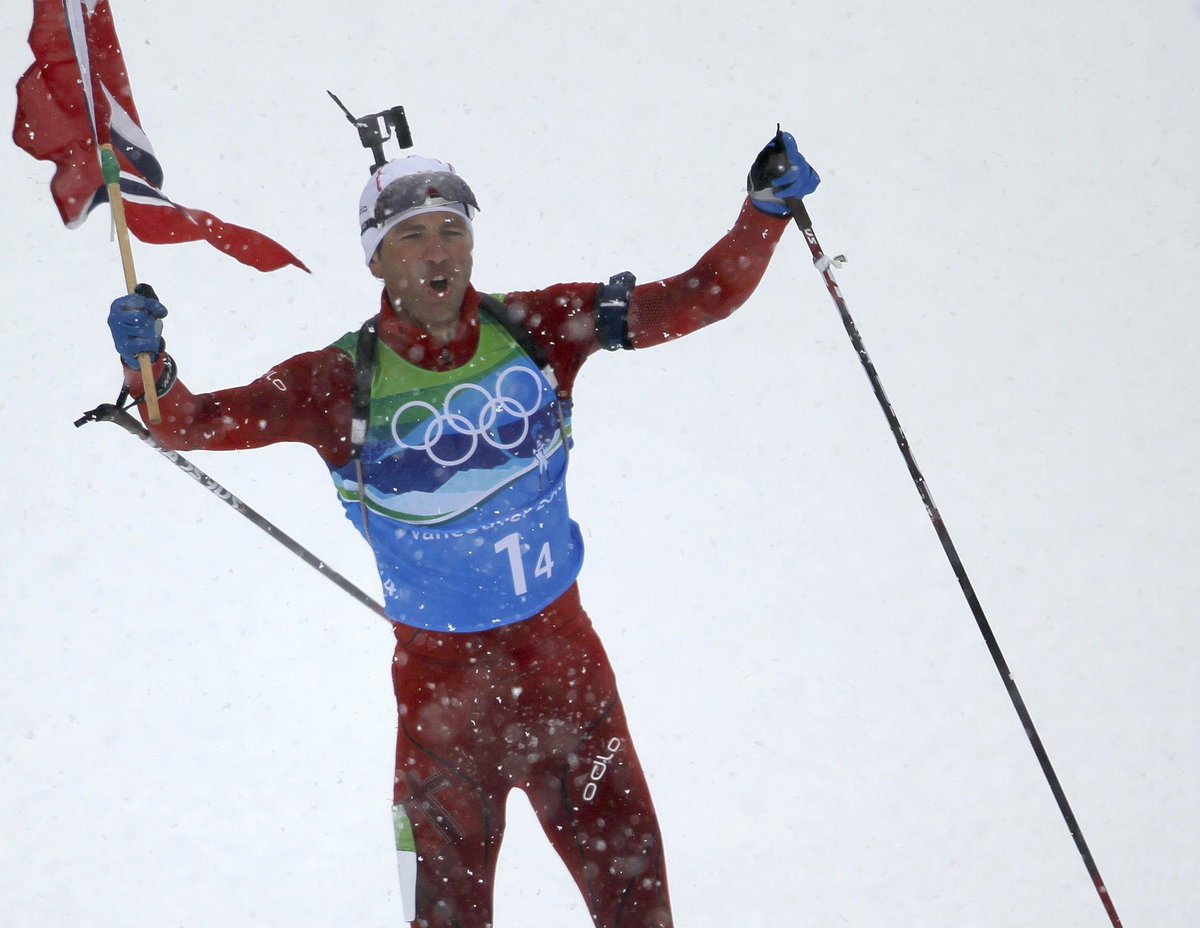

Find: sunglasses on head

[362,171,479,233]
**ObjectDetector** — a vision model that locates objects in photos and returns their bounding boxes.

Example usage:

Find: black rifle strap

[476,293,552,376]
[349,314,380,543]
[350,314,380,462]
[476,293,571,459]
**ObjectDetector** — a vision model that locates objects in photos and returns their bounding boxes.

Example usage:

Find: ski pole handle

[101,144,161,424]
[784,196,813,233]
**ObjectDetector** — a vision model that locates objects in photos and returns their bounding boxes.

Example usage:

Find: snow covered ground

[2,2,1198,926]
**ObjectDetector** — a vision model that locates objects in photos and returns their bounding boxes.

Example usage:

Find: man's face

[369,211,474,335]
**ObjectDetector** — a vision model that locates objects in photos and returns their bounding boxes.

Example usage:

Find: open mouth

[429,275,450,294]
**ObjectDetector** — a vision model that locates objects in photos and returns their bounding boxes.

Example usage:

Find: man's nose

[420,237,450,263]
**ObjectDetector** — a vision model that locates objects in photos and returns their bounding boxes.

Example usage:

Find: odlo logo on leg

[583,737,623,802]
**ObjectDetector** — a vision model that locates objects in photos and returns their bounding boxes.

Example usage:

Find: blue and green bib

[327,311,582,631]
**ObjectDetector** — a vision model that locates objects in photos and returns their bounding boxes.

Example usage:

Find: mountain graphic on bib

[368,360,565,522]
[326,311,583,631]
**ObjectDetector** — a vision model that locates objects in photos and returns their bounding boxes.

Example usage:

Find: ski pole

[75,402,392,625]
[784,194,1124,928]
[101,144,161,424]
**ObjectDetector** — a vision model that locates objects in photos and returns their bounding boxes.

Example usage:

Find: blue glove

[108,284,167,369]
[747,130,820,217]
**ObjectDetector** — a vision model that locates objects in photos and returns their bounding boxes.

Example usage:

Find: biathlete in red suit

[107,133,819,928]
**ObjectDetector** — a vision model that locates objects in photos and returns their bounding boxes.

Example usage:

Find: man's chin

[406,293,465,328]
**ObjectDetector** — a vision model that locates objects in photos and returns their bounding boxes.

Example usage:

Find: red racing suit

[123,199,788,928]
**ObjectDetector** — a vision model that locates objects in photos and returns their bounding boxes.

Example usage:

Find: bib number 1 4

[493,532,553,596]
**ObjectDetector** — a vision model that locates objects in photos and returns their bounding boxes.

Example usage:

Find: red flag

[13,0,308,273]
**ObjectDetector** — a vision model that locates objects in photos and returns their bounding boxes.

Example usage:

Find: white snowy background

[2,1,1197,926]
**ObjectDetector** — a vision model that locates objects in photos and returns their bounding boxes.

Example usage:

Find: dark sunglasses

[362,171,479,233]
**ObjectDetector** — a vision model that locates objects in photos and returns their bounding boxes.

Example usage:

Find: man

[107,131,818,928]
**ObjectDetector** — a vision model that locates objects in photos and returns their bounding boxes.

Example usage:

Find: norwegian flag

[12,0,307,273]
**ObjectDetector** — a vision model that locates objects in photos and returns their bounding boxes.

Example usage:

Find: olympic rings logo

[390,367,546,467]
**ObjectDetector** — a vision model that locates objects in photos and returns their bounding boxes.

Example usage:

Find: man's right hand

[108,284,167,369]
[747,129,820,218]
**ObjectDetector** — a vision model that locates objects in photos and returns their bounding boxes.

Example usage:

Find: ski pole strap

[595,271,636,351]
[350,314,380,460]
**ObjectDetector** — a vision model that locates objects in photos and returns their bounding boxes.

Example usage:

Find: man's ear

[368,253,384,279]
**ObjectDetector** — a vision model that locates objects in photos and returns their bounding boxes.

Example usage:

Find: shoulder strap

[347,314,381,542]
[349,314,380,462]
[476,293,552,376]
[477,292,574,460]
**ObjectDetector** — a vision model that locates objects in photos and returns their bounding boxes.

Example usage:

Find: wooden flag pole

[100,143,161,424]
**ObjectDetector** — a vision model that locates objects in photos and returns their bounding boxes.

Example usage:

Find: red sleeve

[501,198,789,394]
[627,197,788,348]
[496,285,599,397]
[121,345,357,466]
